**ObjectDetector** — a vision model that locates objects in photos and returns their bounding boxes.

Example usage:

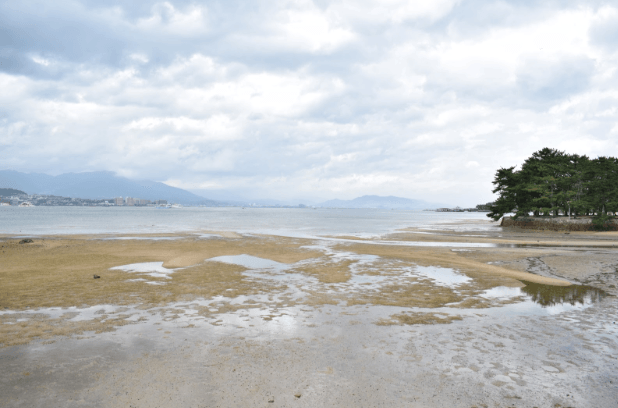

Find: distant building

[114,197,124,206]
[436,207,466,212]
[155,200,167,205]
[126,197,135,206]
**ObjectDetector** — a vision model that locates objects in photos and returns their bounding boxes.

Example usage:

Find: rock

[93,274,101,279]
[294,393,302,398]
[19,238,33,244]
[268,396,274,403]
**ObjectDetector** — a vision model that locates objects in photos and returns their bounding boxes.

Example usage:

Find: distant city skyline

[2,1,617,207]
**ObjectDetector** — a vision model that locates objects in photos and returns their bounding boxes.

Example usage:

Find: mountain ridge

[318,195,447,209]
[0,170,220,205]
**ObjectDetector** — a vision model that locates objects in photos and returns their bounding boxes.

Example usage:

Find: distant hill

[0,170,222,205]
[0,188,27,197]
[318,195,447,209]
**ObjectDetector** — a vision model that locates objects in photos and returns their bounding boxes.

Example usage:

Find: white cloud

[122,115,241,141]
[31,56,51,66]
[135,2,208,36]
[275,7,356,52]
[333,0,461,24]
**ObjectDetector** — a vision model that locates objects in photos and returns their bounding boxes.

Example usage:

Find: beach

[1,214,617,407]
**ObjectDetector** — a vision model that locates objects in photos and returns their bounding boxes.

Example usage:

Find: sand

[1,221,617,407]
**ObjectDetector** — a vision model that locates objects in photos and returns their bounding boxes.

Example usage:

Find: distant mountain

[318,195,447,209]
[190,188,323,207]
[0,188,27,197]
[0,170,222,205]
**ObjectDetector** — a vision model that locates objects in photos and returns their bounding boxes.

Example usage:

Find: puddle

[519,280,608,307]
[349,274,390,285]
[110,262,178,278]
[410,266,472,286]
[195,233,222,239]
[204,254,313,286]
[481,286,522,299]
[476,281,609,316]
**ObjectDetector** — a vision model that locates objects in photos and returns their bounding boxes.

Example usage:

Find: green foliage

[592,214,616,231]
[488,148,618,222]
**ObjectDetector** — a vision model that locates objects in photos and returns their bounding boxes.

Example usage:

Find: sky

[1,0,617,206]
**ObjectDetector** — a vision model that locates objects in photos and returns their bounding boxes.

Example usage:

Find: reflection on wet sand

[520,280,608,307]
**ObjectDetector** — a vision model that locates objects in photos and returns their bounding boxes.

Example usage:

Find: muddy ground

[1,221,617,407]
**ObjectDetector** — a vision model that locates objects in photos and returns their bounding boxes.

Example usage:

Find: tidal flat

[1,222,617,407]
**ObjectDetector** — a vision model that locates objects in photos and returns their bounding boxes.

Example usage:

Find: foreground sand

[1,221,617,407]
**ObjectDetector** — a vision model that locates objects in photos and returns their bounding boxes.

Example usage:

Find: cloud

[516,55,595,102]
[589,5,618,49]
[1,1,617,205]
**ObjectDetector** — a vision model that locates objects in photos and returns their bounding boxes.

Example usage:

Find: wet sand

[1,221,617,407]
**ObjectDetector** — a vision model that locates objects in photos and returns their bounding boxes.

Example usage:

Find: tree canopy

[487,148,618,221]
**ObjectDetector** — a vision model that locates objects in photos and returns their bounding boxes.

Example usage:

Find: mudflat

[1,221,617,407]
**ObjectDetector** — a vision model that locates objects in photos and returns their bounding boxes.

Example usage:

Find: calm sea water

[0,207,494,236]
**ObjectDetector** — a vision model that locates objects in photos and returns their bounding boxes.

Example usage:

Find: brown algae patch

[346,279,461,308]
[0,312,134,348]
[289,259,354,284]
[376,312,463,326]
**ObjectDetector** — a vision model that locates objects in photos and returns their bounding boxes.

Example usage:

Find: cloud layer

[2,0,617,205]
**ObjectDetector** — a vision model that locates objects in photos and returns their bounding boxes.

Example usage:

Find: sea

[0,207,494,236]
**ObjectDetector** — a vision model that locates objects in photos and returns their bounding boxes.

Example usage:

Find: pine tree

[487,149,617,221]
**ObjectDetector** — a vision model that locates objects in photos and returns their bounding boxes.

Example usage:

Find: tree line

[488,148,618,221]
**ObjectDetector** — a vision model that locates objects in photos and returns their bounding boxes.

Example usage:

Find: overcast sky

[1,0,617,205]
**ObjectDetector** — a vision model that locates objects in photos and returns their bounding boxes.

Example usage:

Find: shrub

[592,214,616,231]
